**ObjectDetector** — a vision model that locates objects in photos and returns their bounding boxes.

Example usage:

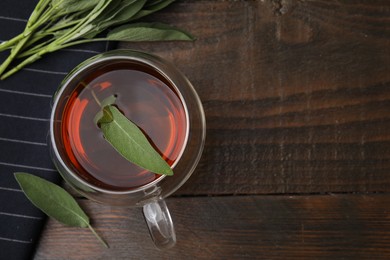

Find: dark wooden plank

[118,0,390,195]
[35,194,390,259]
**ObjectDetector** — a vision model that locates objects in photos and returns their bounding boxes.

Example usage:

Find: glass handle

[143,199,176,249]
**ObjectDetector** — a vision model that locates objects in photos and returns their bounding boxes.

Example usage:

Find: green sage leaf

[97,105,173,175]
[145,0,172,7]
[52,0,101,15]
[84,0,146,38]
[14,172,108,248]
[93,94,117,125]
[131,0,176,20]
[100,94,117,107]
[107,22,195,41]
[100,0,146,27]
[15,172,89,227]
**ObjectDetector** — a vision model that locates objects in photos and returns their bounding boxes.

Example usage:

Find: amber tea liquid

[59,61,187,191]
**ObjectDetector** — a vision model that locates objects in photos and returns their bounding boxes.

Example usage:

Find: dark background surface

[0,0,112,259]
[35,0,390,259]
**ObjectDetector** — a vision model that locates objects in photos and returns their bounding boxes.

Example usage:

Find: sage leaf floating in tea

[92,93,117,125]
[97,105,174,176]
[0,0,194,80]
[14,172,108,248]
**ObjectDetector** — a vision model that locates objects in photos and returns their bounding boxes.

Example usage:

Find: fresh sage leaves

[0,0,194,79]
[107,23,196,41]
[14,172,108,248]
[96,105,173,176]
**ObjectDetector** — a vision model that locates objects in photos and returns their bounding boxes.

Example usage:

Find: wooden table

[35,1,390,259]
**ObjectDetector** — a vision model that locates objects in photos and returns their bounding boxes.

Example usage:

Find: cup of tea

[49,50,206,249]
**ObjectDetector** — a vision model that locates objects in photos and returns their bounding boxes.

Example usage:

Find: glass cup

[49,50,206,249]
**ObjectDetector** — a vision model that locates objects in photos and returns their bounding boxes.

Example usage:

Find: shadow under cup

[49,50,206,249]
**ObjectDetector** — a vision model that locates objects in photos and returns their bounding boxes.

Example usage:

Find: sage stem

[0,36,31,76]
[0,34,25,52]
[0,2,57,75]
[17,37,56,58]
[88,224,109,248]
[1,50,45,80]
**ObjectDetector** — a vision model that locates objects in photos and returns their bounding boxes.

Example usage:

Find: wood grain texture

[35,195,390,259]
[116,0,390,195]
[35,1,390,258]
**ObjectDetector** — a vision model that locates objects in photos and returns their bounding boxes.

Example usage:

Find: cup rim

[50,50,192,195]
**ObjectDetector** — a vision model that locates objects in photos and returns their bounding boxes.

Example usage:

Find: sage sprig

[0,0,194,79]
[14,172,108,248]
